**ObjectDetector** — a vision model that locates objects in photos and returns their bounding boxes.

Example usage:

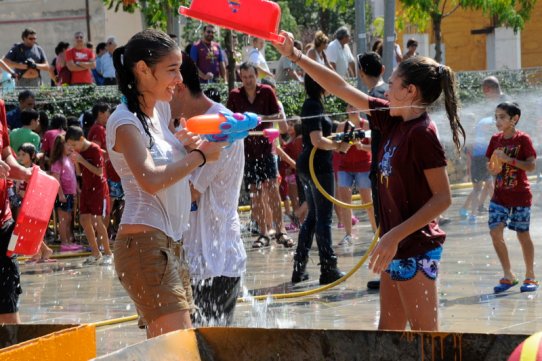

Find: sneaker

[468,214,477,224]
[83,254,102,265]
[367,279,380,290]
[459,208,469,219]
[520,279,539,292]
[101,254,114,265]
[338,235,353,246]
[351,216,359,226]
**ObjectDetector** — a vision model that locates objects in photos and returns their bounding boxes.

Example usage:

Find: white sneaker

[101,254,114,265]
[338,235,353,246]
[83,254,102,265]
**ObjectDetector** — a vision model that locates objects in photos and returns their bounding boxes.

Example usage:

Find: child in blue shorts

[486,102,538,293]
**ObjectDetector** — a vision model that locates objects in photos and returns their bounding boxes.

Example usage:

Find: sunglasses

[27,37,37,41]
[75,36,84,39]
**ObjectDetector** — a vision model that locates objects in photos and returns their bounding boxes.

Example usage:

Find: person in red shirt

[274,32,465,331]
[65,32,96,85]
[336,110,376,246]
[0,98,33,324]
[486,102,538,294]
[66,125,112,265]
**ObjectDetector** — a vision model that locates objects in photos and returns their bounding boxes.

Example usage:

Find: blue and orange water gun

[186,112,261,143]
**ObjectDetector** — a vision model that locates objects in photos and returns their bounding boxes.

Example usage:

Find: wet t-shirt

[369,97,447,259]
[485,131,536,207]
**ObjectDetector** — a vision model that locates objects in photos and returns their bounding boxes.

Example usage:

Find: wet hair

[50,134,67,166]
[18,143,37,162]
[496,101,521,123]
[396,56,465,152]
[22,28,36,39]
[20,109,39,126]
[406,38,418,48]
[357,52,383,77]
[50,115,67,130]
[113,29,179,148]
[180,52,202,97]
[92,102,110,121]
[304,74,324,102]
[334,26,350,41]
[314,31,329,49]
[65,125,84,141]
[239,62,258,76]
[54,41,70,56]
[18,90,35,103]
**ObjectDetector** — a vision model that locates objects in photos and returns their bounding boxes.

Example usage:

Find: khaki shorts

[114,231,194,324]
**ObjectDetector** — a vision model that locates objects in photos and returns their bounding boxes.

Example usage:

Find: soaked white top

[184,102,247,280]
[106,102,190,241]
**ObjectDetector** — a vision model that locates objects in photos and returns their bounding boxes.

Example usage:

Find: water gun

[328,121,366,143]
[186,112,260,143]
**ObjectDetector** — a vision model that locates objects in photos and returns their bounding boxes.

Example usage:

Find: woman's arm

[310,130,350,153]
[273,32,370,111]
[369,166,452,274]
[114,124,223,195]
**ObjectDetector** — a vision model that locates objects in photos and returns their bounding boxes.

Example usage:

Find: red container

[179,0,285,43]
[6,167,59,257]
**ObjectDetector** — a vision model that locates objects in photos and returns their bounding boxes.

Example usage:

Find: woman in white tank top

[306,30,333,70]
[106,29,224,339]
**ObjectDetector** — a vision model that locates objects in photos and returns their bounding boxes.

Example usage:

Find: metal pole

[355,0,367,91]
[382,0,396,81]
[85,0,92,41]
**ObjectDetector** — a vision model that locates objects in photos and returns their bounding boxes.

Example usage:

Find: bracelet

[289,49,303,64]
[190,149,206,167]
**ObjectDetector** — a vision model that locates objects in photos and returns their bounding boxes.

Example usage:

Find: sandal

[520,278,539,293]
[252,234,270,249]
[276,233,294,248]
[494,278,519,294]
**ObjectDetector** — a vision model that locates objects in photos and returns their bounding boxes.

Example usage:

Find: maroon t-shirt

[79,142,107,197]
[226,85,279,162]
[485,131,536,207]
[88,123,106,150]
[369,97,447,259]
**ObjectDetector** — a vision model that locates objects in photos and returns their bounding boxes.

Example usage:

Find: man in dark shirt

[2,28,51,87]
[227,62,293,248]
[6,90,35,130]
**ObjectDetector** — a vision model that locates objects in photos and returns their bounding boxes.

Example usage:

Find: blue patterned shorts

[385,246,442,281]
[488,201,530,232]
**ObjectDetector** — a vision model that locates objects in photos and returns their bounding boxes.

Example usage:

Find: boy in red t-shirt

[66,126,112,265]
[486,102,538,293]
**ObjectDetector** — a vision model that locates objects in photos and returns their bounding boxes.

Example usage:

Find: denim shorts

[55,194,74,212]
[488,201,531,232]
[385,246,442,281]
[337,171,371,189]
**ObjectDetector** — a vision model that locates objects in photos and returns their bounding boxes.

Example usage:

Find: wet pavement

[16,187,542,357]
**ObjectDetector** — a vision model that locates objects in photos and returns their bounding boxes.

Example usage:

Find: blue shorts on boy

[488,201,530,232]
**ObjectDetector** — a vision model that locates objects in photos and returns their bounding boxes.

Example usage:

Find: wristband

[190,149,206,167]
[289,49,303,64]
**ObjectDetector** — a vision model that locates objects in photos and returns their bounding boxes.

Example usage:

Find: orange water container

[179,0,285,43]
[186,114,226,135]
[6,167,59,257]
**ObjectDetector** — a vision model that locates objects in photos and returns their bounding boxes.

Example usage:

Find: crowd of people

[0,24,538,340]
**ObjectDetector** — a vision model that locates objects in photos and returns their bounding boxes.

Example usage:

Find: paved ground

[16,186,542,357]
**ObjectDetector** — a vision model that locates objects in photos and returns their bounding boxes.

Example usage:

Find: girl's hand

[175,118,202,151]
[368,230,401,275]
[69,152,81,164]
[272,31,295,58]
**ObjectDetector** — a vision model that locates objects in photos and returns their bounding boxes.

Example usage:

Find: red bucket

[179,0,285,43]
[6,167,59,257]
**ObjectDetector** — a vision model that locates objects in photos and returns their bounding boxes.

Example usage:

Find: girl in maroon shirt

[274,32,465,332]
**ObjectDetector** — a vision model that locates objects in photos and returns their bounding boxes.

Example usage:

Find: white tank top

[106,102,190,241]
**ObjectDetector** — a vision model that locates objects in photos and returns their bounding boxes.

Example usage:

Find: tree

[398,0,537,63]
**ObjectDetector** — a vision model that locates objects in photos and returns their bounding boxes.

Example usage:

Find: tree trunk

[224,30,236,92]
[319,8,331,36]
[432,13,443,63]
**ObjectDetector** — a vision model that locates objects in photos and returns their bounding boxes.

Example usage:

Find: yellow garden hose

[309,146,373,210]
